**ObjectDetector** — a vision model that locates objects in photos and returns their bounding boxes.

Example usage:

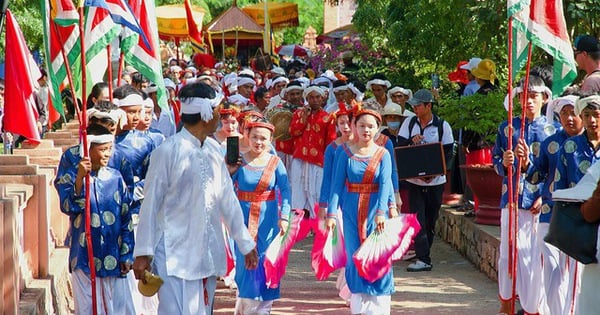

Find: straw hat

[470,59,497,83]
[138,270,163,297]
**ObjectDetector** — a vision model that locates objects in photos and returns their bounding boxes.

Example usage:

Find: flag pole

[78,2,98,314]
[51,18,81,125]
[117,51,124,87]
[107,45,114,103]
[506,16,517,315]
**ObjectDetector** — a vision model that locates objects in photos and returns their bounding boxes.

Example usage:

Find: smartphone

[226,136,240,164]
[431,73,440,89]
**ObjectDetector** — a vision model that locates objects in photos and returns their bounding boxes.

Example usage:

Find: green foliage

[437,89,509,145]
[0,0,43,56]
[280,0,323,45]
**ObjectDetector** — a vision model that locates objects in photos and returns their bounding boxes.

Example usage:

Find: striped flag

[104,0,150,49]
[508,0,576,95]
[508,0,530,79]
[121,0,167,112]
[184,0,205,53]
[41,0,80,117]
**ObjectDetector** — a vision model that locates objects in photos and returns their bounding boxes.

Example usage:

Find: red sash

[237,156,279,241]
[347,147,385,243]
[375,134,389,147]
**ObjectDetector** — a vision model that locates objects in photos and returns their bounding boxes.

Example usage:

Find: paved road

[213,236,500,314]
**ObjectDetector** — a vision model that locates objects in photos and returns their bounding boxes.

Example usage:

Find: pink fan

[312,224,347,280]
[264,211,303,288]
[353,214,421,283]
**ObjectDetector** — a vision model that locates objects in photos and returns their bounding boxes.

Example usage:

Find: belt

[346,182,379,193]
[237,190,276,202]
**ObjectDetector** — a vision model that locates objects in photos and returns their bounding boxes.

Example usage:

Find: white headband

[503,85,553,111]
[281,85,304,98]
[332,85,349,93]
[88,134,114,144]
[303,86,326,99]
[271,76,289,87]
[265,78,273,89]
[366,79,391,90]
[228,94,250,106]
[114,94,144,107]
[237,76,256,87]
[142,98,154,109]
[575,95,600,116]
[387,86,412,99]
[546,95,578,123]
[180,94,224,122]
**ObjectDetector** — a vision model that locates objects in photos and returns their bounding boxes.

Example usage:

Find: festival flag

[121,0,168,112]
[508,0,576,95]
[507,0,530,79]
[184,0,205,53]
[42,0,81,117]
[104,0,150,49]
[3,9,42,143]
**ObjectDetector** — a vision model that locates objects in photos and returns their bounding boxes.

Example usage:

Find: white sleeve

[398,117,412,139]
[442,121,454,145]
[133,147,170,257]
[218,164,256,255]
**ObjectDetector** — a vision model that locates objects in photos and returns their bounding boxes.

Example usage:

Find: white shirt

[134,128,256,280]
[398,115,454,186]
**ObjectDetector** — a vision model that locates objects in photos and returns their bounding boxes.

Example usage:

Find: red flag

[184,0,205,53]
[3,9,42,144]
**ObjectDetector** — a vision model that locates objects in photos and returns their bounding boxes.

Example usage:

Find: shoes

[401,250,416,261]
[406,260,432,272]
[464,209,475,217]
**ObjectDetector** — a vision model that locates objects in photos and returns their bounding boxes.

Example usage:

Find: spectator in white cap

[228,74,256,107]
[387,86,415,117]
[266,75,289,110]
[345,81,365,104]
[325,80,351,113]
[459,57,482,96]
[364,73,392,111]
[133,82,258,315]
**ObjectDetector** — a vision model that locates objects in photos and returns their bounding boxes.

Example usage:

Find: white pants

[498,208,542,314]
[154,237,217,315]
[350,293,391,315]
[290,159,323,216]
[576,263,600,315]
[538,223,568,315]
[234,298,274,315]
[277,152,293,175]
[72,269,127,315]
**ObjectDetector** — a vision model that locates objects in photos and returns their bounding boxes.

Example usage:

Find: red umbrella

[275,44,311,57]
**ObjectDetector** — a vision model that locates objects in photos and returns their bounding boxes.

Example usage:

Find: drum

[268,109,293,141]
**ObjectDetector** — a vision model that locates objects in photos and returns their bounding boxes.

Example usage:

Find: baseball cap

[574,35,600,53]
[459,57,482,71]
[407,89,435,106]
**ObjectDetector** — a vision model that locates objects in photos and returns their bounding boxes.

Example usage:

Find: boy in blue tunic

[493,76,559,315]
[55,124,133,315]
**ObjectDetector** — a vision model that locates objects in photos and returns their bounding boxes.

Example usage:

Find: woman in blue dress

[327,108,395,315]
[232,119,291,315]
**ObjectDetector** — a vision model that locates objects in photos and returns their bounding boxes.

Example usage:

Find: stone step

[29,156,61,167]
[0,155,29,165]
[44,131,78,140]
[64,121,80,131]
[0,165,39,175]
[51,138,80,147]
[13,148,63,157]
[20,139,55,149]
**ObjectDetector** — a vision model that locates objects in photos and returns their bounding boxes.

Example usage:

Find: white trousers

[234,298,274,315]
[538,223,568,315]
[72,269,127,315]
[154,237,217,315]
[290,159,323,216]
[498,208,542,314]
[576,263,600,315]
[349,293,391,315]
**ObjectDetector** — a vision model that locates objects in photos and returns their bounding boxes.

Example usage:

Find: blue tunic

[54,166,134,278]
[232,154,291,301]
[492,116,559,209]
[328,144,394,296]
[319,141,339,207]
[115,130,155,212]
[554,133,600,191]
[525,130,569,222]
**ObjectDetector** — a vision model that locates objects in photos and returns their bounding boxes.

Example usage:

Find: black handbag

[544,201,600,264]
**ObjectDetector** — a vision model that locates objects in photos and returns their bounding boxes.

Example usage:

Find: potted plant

[437,89,509,225]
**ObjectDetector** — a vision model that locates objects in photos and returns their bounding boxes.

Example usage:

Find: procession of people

[1,4,600,310]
